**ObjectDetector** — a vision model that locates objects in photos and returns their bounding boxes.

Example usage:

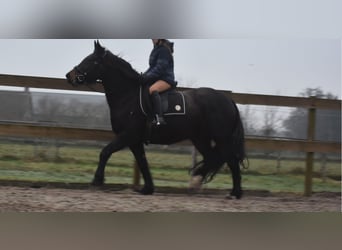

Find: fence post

[304,101,316,196]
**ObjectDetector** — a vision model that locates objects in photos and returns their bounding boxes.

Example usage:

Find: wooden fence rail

[0,74,340,110]
[0,121,339,154]
[0,74,341,196]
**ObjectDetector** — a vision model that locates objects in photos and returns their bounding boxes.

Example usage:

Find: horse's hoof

[226,190,243,199]
[134,186,154,195]
[91,176,104,186]
[189,175,203,192]
[225,194,234,199]
[188,188,197,195]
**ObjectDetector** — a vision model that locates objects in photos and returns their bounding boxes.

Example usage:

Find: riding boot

[151,91,166,126]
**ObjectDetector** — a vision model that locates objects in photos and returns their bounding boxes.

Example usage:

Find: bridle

[73,65,88,84]
[71,65,104,94]
[72,50,108,86]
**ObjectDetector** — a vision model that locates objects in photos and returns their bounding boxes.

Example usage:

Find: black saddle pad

[160,90,186,116]
[139,87,186,117]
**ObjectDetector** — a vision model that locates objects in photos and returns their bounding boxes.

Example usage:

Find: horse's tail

[231,101,248,169]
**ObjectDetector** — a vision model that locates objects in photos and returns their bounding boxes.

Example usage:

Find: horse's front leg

[129,144,154,195]
[92,136,126,186]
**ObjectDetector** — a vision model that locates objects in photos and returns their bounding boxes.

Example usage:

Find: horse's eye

[94,61,99,65]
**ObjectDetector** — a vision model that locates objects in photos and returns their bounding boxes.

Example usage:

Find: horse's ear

[94,40,101,50]
[94,40,105,56]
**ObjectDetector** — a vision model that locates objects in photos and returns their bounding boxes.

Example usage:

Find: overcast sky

[0,0,341,98]
[0,39,340,98]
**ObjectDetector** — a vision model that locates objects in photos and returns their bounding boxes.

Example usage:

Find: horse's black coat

[66,41,246,198]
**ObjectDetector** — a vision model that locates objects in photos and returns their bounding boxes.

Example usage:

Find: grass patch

[0,141,340,193]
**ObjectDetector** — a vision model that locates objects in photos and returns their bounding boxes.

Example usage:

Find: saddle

[139,86,186,144]
[139,86,186,118]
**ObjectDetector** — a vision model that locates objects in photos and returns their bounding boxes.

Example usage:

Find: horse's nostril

[66,73,73,84]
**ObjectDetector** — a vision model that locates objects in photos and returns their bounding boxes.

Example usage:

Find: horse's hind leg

[215,138,242,199]
[190,138,225,191]
[189,138,210,191]
[226,158,242,199]
[210,136,242,199]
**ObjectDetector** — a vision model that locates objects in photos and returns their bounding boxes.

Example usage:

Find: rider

[142,39,177,126]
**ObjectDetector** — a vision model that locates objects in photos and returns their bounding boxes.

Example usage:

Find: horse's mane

[106,50,141,82]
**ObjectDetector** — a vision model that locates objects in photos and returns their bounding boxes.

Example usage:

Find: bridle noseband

[74,66,87,84]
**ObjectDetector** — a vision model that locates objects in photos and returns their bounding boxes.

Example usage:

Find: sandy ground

[0,185,340,212]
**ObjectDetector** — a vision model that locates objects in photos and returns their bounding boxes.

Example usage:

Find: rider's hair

[158,39,174,54]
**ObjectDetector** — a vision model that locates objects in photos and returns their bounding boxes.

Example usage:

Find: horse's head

[66,40,107,86]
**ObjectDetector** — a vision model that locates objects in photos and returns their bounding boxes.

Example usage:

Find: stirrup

[152,115,166,126]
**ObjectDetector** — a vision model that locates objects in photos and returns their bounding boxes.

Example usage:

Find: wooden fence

[0,74,341,196]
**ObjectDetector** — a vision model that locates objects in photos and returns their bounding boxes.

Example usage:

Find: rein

[85,82,104,93]
[139,85,148,116]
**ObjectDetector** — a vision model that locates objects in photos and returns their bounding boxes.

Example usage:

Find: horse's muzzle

[66,70,76,85]
[66,68,84,86]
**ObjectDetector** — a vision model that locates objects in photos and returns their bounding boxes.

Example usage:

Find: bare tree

[240,105,257,136]
[261,106,283,137]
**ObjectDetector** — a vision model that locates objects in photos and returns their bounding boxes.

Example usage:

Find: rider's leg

[149,80,171,126]
[149,80,171,94]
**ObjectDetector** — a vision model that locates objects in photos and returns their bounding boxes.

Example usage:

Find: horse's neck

[102,58,141,109]
[103,77,140,109]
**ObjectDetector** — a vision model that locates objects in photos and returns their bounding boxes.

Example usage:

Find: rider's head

[152,39,164,45]
[151,39,174,54]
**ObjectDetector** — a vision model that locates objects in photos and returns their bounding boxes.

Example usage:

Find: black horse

[66,41,246,198]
